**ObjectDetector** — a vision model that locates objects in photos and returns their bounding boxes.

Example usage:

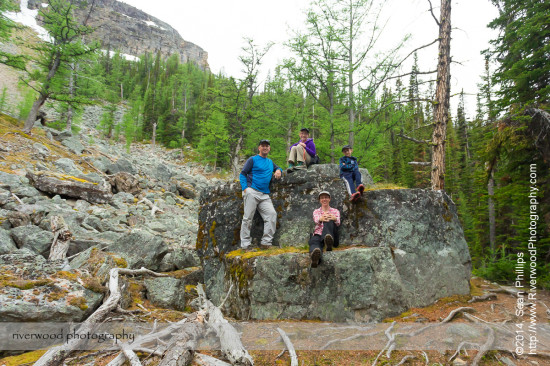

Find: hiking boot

[259,244,272,250]
[295,162,306,170]
[287,162,295,173]
[357,184,365,194]
[310,248,321,268]
[350,192,361,203]
[324,234,334,251]
[241,245,255,252]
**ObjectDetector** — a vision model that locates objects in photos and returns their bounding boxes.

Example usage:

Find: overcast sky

[120,0,499,118]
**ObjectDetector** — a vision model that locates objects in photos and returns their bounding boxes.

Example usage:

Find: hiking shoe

[294,162,306,170]
[259,244,272,250]
[350,192,361,202]
[324,234,334,251]
[287,162,295,173]
[310,248,321,268]
[241,245,254,252]
[357,184,365,194]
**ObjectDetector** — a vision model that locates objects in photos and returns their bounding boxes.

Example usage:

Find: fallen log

[277,328,298,366]
[195,353,232,366]
[158,314,205,366]
[197,284,254,366]
[34,267,167,366]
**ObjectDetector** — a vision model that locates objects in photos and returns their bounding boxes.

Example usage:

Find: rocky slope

[25,0,209,67]
[0,113,221,322]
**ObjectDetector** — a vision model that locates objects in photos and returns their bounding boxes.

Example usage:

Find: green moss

[68,296,88,311]
[82,276,106,293]
[1,278,53,290]
[54,270,78,281]
[0,350,47,365]
[209,220,217,248]
[112,256,128,268]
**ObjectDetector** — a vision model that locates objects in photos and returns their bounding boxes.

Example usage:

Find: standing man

[240,139,283,250]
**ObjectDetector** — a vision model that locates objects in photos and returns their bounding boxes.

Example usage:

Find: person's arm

[289,141,298,150]
[272,161,282,179]
[313,209,321,224]
[239,157,254,191]
[340,157,352,171]
[304,139,316,157]
[334,209,341,226]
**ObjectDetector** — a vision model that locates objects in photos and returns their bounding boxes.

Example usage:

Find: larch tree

[22,0,98,134]
[0,0,26,69]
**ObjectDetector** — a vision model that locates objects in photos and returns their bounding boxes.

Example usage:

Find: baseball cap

[318,191,331,199]
[300,128,310,134]
[259,139,270,146]
[342,145,352,151]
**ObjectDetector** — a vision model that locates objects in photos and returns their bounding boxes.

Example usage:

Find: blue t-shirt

[239,155,282,194]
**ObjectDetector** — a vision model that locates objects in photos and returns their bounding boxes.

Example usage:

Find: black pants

[309,220,338,261]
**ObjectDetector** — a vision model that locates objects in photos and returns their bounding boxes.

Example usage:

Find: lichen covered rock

[197,165,471,321]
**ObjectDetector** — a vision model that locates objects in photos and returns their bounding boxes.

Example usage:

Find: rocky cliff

[25,0,209,68]
[197,165,472,322]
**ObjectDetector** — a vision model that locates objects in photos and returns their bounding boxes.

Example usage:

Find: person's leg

[256,193,277,246]
[289,146,298,163]
[321,220,336,251]
[240,189,259,249]
[353,170,364,193]
[309,234,323,268]
[341,173,355,195]
[294,145,311,170]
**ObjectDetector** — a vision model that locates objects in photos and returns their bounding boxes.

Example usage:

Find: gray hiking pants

[240,188,277,248]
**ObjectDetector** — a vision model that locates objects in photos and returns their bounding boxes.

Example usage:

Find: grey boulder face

[144,277,186,311]
[0,249,104,322]
[26,171,113,204]
[108,229,169,271]
[10,225,54,257]
[0,228,17,255]
[198,164,471,322]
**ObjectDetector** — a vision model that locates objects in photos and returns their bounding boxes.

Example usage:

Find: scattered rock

[54,158,82,176]
[109,172,140,195]
[7,211,30,227]
[0,228,17,255]
[10,225,54,257]
[144,277,185,311]
[0,249,103,322]
[108,229,169,271]
[61,136,85,154]
[106,158,136,175]
[26,171,113,204]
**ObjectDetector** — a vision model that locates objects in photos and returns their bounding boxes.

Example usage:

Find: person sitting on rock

[339,145,364,203]
[239,139,283,250]
[309,191,340,268]
[287,128,316,172]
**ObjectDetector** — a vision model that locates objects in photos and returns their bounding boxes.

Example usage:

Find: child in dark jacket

[339,145,365,202]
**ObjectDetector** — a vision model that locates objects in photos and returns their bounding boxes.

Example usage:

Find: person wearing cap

[239,139,283,250]
[340,145,364,202]
[309,191,340,268]
[287,128,316,172]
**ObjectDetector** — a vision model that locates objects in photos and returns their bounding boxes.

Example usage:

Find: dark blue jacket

[239,155,282,194]
[339,156,359,176]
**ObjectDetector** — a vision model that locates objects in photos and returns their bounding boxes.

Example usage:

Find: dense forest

[1,0,549,287]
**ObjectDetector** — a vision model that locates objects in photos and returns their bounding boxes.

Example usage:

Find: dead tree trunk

[197,284,254,365]
[48,216,72,261]
[430,0,452,191]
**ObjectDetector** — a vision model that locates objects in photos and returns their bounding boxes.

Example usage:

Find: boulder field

[197,165,472,322]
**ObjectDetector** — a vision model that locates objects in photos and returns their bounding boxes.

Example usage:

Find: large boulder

[0,249,104,322]
[108,229,169,271]
[144,277,186,311]
[197,165,471,321]
[26,171,113,204]
[0,229,17,255]
[10,225,54,257]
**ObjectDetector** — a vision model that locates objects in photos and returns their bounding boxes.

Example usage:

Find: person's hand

[274,170,282,179]
[299,142,306,147]
[242,188,249,197]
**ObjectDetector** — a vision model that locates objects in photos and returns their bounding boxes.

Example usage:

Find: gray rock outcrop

[26,171,113,204]
[198,165,471,322]
[0,249,104,322]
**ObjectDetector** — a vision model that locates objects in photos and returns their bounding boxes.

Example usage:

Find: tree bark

[197,284,254,366]
[430,0,452,191]
[158,318,204,366]
[48,215,72,261]
[23,53,62,133]
[488,167,496,257]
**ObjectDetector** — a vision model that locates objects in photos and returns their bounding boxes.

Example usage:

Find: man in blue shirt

[239,139,283,249]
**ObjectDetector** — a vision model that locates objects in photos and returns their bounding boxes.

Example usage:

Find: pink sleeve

[333,208,341,226]
[313,208,321,224]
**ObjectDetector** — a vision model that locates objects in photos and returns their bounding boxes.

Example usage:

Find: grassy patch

[0,350,47,365]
